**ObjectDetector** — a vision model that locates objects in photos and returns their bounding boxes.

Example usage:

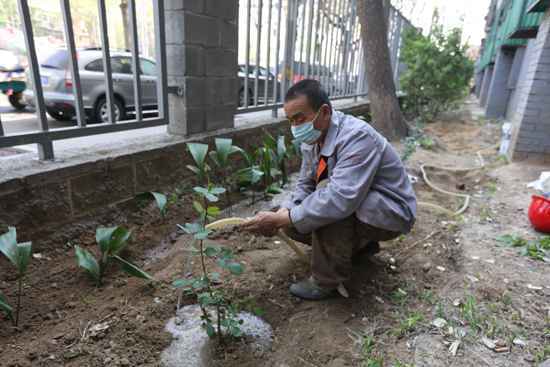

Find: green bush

[400,25,474,121]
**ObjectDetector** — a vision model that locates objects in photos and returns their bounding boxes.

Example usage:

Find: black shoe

[289,276,337,300]
[352,241,380,265]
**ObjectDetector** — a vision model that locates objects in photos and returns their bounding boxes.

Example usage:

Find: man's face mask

[291,109,322,145]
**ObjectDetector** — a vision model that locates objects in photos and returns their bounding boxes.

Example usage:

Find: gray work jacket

[283,110,417,234]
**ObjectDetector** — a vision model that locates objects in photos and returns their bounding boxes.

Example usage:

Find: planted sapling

[74,226,153,287]
[174,142,245,343]
[0,227,32,326]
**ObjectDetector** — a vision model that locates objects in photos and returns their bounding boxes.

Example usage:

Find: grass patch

[361,335,384,367]
[393,311,424,337]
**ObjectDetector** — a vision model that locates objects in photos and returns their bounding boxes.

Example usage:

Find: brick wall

[510,10,550,161]
[165,0,238,135]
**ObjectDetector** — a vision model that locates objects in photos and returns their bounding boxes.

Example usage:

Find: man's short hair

[284,79,332,111]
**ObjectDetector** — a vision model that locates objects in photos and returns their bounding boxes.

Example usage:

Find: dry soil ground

[1,98,549,366]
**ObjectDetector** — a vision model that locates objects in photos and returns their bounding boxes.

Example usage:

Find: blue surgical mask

[291,109,322,145]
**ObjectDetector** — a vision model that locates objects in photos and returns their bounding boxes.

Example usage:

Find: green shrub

[400,25,474,121]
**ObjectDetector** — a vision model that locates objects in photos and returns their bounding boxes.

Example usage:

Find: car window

[112,57,132,74]
[140,59,156,76]
[85,57,133,74]
[40,50,68,70]
[85,59,103,72]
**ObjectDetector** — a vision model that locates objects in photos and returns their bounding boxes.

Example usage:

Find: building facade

[475,0,550,162]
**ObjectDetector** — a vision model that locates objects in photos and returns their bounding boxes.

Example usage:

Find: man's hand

[241,208,291,237]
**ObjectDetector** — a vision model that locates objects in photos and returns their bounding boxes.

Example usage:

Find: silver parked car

[24,48,158,122]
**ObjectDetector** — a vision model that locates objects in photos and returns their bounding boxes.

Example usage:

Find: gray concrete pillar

[474,71,483,97]
[510,10,550,161]
[165,0,238,136]
[479,65,494,107]
[485,48,514,119]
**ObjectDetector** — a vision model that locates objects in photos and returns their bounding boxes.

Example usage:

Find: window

[112,57,132,74]
[140,59,156,76]
[85,57,134,74]
[85,59,103,72]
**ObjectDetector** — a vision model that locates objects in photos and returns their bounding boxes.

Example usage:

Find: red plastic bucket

[528,195,550,233]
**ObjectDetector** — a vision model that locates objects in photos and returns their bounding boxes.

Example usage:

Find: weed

[420,290,436,305]
[496,234,528,247]
[74,226,153,287]
[534,344,550,364]
[394,311,424,337]
[484,181,498,195]
[435,301,446,319]
[0,227,32,326]
[394,361,414,367]
[461,295,482,332]
[390,288,409,307]
[361,335,384,367]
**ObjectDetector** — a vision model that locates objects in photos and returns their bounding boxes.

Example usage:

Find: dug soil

[1,97,549,366]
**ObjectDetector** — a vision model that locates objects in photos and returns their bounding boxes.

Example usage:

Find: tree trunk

[120,0,130,50]
[358,0,408,140]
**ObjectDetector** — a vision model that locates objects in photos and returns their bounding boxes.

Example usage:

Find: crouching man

[242,79,417,300]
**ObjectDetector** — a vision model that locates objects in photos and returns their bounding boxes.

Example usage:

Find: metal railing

[0,0,168,160]
[237,0,413,116]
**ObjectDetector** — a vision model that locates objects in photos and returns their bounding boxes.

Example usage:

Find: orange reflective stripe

[316,157,327,183]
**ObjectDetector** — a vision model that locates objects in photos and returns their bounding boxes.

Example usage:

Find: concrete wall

[485,48,514,119]
[165,0,238,136]
[506,46,528,120]
[480,65,494,107]
[510,10,550,162]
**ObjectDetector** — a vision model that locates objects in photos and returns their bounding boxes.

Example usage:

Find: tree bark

[120,0,130,50]
[358,0,408,140]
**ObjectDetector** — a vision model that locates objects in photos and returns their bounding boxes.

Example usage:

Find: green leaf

[266,184,283,195]
[96,227,118,254]
[15,242,32,275]
[0,292,13,320]
[137,192,168,216]
[186,164,201,175]
[205,322,216,338]
[150,192,168,215]
[193,187,218,202]
[193,200,205,214]
[194,230,210,240]
[0,227,32,274]
[187,143,209,168]
[204,245,221,257]
[112,255,154,280]
[178,223,202,234]
[230,325,243,337]
[172,278,194,289]
[227,262,244,275]
[214,138,234,164]
[206,206,221,217]
[0,227,17,267]
[540,236,550,250]
[75,245,101,283]
[210,187,226,195]
[109,227,132,256]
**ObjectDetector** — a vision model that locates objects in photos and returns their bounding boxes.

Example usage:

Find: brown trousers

[284,215,399,287]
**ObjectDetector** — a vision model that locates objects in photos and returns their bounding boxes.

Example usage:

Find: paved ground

[0,94,74,135]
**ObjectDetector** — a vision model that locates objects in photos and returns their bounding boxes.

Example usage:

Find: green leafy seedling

[209,138,241,212]
[75,226,153,286]
[0,227,32,326]
[174,152,246,344]
[496,234,528,247]
[263,132,291,186]
[137,192,168,218]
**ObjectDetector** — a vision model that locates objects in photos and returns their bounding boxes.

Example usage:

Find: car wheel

[94,97,125,123]
[8,92,26,111]
[47,108,73,121]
